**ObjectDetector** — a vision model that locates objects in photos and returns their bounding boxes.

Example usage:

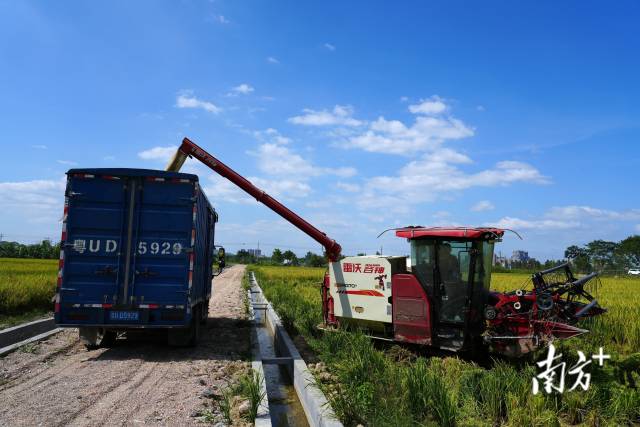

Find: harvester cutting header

[167,138,606,357]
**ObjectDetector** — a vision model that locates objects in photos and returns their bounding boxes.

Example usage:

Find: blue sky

[1,0,639,260]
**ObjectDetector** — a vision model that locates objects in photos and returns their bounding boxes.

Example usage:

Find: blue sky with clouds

[1,1,639,260]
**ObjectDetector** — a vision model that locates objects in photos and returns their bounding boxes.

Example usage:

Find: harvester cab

[405,228,500,351]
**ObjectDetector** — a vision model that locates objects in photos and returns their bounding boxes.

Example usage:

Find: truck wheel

[79,327,117,350]
[200,301,209,325]
[167,305,200,347]
[189,305,201,346]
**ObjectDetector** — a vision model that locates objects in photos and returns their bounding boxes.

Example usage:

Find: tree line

[0,240,61,259]
[564,235,640,273]
[227,248,327,267]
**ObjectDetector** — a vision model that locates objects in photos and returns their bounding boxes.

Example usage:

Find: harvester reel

[536,292,554,311]
[484,306,497,320]
[485,263,606,356]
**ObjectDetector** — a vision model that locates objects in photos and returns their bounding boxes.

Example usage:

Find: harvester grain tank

[167,138,606,357]
[54,168,218,347]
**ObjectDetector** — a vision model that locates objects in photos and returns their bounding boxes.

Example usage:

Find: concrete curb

[250,273,343,427]
[247,289,272,427]
[0,328,64,357]
[0,317,56,347]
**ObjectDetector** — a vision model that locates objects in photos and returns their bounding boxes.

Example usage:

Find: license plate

[109,311,139,321]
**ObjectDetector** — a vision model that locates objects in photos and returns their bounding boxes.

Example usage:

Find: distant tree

[234,249,256,264]
[271,248,284,265]
[565,245,584,260]
[282,250,298,266]
[618,235,640,268]
[565,245,592,273]
[586,240,619,271]
[0,240,59,259]
[543,259,564,269]
[303,251,326,267]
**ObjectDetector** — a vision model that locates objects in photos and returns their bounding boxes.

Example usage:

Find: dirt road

[0,265,250,427]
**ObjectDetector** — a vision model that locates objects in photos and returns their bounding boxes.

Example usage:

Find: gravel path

[0,265,250,426]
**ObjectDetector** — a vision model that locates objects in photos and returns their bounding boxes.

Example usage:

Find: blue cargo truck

[54,168,219,347]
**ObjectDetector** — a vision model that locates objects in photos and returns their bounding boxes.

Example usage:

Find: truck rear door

[130,176,194,307]
[63,173,194,312]
[63,173,128,308]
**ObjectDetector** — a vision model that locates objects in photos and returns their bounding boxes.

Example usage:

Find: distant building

[493,252,511,268]
[511,250,530,263]
[247,248,262,257]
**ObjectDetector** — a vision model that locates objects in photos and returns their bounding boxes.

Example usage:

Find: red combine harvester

[166,138,605,357]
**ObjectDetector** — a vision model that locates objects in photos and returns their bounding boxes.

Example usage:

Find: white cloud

[32,144,47,149]
[175,91,221,114]
[103,155,116,161]
[216,15,230,24]
[343,97,473,155]
[485,205,640,235]
[476,105,486,112]
[488,217,580,230]
[356,151,547,211]
[266,56,279,64]
[138,146,178,161]
[471,200,495,212]
[232,83,254,95]
[433,210,451,219]
[545,205,640,221]
[253,128,291,145]
[56,160,77,166]
[400,96,409,103]
[203,175,253,204]
[284,96,548,219]
[289,105,363,127]
[336,182,360,193]
[472,161,550,186]
[252,176,312,198]
[203,174,311,204]
[252,143,356,179]
[636,224,640,232]
[323,43,336,51]
[0,177,66,210]
[408,96,447,115]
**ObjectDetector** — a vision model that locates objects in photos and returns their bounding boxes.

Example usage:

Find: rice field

[250,265,640,426]
[0,258,57,327]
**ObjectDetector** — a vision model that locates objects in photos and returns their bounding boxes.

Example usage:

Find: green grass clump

[0,258,57,320]
[251,265,640,426]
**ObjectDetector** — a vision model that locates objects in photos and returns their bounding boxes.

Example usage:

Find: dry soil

[0,265,250,427]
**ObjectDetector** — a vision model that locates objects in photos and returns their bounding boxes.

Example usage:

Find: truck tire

[200,301,209,325]
[189,305,201,346]
[167,305,200,347]
[79,327,117,350]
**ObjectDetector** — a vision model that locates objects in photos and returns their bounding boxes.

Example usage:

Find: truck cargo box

[54,168,217,347]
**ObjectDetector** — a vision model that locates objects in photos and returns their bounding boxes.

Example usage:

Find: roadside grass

[250,265,640,426]
[218,370,266,425]
[0,258,57,325]
[0,309,52,330]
